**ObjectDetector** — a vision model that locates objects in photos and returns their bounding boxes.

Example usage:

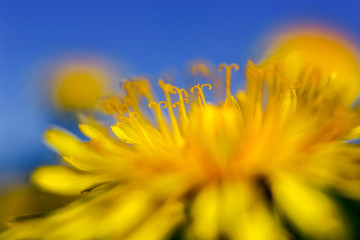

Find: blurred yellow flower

[52,62,111,110]
[2,32,360,240]
[264,28,360,105]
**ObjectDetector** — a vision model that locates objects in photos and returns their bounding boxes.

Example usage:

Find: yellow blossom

[52,62,111,110]
[2,33,360,240]
[263,28,360,105]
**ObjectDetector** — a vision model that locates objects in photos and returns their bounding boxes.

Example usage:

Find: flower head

[51,62,111,110]
[2,33,360,240]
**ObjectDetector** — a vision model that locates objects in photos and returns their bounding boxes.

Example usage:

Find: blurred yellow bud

[52,63,111,110]
[264,28,360,105]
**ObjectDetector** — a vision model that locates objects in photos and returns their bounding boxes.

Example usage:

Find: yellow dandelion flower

[52,62,111,110]
[2,34,360,240]
[264,28,360,105]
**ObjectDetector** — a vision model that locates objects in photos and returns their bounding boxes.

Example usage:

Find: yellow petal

[95,189,153,238]
[271,174,347,239]
[31,166,110,196]
[44,128,103,171]
[78,123,107,141]
[220,182,287,240]
[111,122,139,144]
[190,184,219,240]
[79,124,135,155]
[124,201,184,240]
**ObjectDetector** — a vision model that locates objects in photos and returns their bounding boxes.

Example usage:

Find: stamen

[171,86,189,128]
[158,80,183,145]
[218,63,239,98]
[134,78,154,102]
[158,79,177,120]
[114,108,156,149]
[102,96,128,116]
[148,101,171,138]
[173,98,189,108]
[122,97,132,108]
[171,86,189,109]
[148,101,168,112]
[119,111,140,123]
[191,83,212,107]
[123,80,140,112]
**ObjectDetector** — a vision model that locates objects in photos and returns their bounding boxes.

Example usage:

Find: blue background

[0,0,360,182]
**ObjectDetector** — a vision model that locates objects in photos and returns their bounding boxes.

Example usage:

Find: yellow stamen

[191,84,212,107]
[148,101,168,112]
[122,96,132,108]
[123,80,140,113]
[148,101,171,139]
[218,63,239,99]
[102,96,128,116]
[171,86,189,129]
[134,78,154,102]
[171,86,189,111]
[159,80,184,145]
[173,98,189,108]
[124,110,157,150]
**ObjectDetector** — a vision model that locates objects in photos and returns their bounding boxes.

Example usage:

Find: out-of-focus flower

[2,32,360,240]
[264,28,360,105]
[51,62,111,110]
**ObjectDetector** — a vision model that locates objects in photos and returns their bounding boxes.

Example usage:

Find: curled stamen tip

[230,63,240,71]
[173,98,189,108]
[190,84,200,93]
[182,89,189,98]
[148,100,168,109]
[218,63,240,71]
[202,83,212,90]
[173,102,180,108]
[159,101,168,108]
[148,101,157,108]
[218,63,226,71]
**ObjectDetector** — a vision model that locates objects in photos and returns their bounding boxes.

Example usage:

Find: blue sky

[0,0,360,176]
